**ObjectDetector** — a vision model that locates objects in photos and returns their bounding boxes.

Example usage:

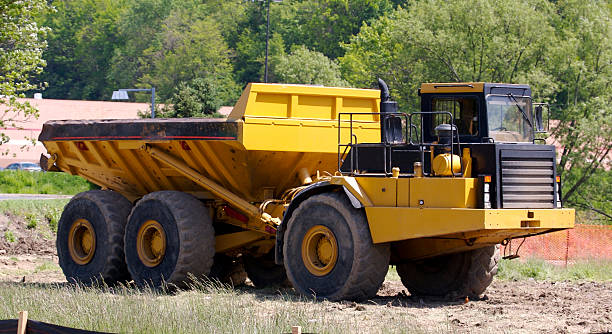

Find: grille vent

[500,150,555,209]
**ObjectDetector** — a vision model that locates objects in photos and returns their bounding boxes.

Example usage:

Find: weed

[25,213,38,229]
[4,230,16,243]
[44,208,61,233]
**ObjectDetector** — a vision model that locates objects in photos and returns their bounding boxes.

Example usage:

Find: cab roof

[420,82,531,97]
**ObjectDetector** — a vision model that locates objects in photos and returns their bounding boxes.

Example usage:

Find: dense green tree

[546,0,612,210]
[137,5,239,101]
[288,0,393,59]
[107,0,176,92]
[341,0,556,108]
[271,45,348,86]
[0,0,49,146]
[159,77,228,118]
[41,0,126,100]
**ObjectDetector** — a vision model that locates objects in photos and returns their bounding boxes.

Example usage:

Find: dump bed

[39,83,381,201]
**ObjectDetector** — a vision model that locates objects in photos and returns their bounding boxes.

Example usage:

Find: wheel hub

[301,225,338,276]
[137,220,167,267]
[68,219,96,265]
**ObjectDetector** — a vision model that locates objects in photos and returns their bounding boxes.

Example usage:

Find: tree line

[2,0,611,219]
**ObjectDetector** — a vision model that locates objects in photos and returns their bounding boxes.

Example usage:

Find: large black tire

[397,244,500,298]
[57,190,132,284]
[283,192,390,301]
[124,191,215,288]
[243,250,288,288]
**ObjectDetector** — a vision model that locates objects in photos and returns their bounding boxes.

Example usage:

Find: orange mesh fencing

[501,225,612,262]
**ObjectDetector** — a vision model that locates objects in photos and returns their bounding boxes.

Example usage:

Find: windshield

[486,95,533,142]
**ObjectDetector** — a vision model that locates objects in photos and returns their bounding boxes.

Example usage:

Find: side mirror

[533,103,549,133]
[535,106,544,132]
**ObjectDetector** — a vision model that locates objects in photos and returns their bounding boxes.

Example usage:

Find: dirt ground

[0,213,611,333]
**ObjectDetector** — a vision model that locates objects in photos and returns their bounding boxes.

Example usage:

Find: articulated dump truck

[39,81,574,301]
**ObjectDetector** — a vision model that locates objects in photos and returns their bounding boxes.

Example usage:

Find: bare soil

[371,280,612,333]
[0,213,610,333]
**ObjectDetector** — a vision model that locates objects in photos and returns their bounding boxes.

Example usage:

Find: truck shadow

[236,284,471,309]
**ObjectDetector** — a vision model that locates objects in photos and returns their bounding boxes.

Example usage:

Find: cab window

[431,97,479,137]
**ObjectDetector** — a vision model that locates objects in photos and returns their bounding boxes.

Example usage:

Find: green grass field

[497,258,612,281]
[0,170,94,195]
[0,281,427,334]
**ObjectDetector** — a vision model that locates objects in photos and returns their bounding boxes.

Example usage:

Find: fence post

[564,229,570,267]
[17,311,28,334]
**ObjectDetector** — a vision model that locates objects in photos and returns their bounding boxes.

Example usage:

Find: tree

[341,0,556,109]
[108,0,177,92]
[41,0,126,100]
[160,77,232,118]
[546,0,612,210]
[272,45,348,86]
[0,0,49,146]
[286,0,393,59]
[137,5,239,102]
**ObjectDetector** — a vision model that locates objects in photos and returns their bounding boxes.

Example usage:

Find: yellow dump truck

[39,81,574,300]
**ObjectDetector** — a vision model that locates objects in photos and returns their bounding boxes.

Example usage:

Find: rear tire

[124,191,215,288]
[57,190,132,284]
[397,245,500,298]
[283,192,389,301]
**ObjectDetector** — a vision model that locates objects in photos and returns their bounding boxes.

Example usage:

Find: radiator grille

[500,150,555,209]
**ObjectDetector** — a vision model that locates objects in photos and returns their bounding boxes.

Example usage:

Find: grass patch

[0,281,428,333]
[4,230,16,243]
[0,170,95,195]
[0,199,68,233]
[386,266,401,282]
[498,258,612,281]
[34,262,59,273]
[25,213,38,229]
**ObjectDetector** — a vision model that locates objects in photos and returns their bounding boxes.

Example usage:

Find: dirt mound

[0,213,56,256]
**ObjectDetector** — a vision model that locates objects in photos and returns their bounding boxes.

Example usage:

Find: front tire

[124,191,215,288]
[57,190,132,284]
[397,245,500,298]
[283,192,389,301]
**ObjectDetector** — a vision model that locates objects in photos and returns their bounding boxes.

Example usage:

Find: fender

[274,178,371,264]
[274,182,339,265]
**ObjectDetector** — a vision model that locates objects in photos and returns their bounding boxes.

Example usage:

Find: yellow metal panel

[215,231,268,253]
[365,207,575,243]
[397,178,410,207]
[409,178,478,208]
[228,83,380,121]
[420,82,485,94]
[294,95,334,119]
[354,177,397,206]
[241,118,380,153]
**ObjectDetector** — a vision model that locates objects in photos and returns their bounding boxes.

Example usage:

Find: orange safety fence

[501,225,612,263]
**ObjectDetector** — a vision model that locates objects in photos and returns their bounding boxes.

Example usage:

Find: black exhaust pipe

[378,78,398,143]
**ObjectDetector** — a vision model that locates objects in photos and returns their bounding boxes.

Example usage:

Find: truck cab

[341,81,559,210]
